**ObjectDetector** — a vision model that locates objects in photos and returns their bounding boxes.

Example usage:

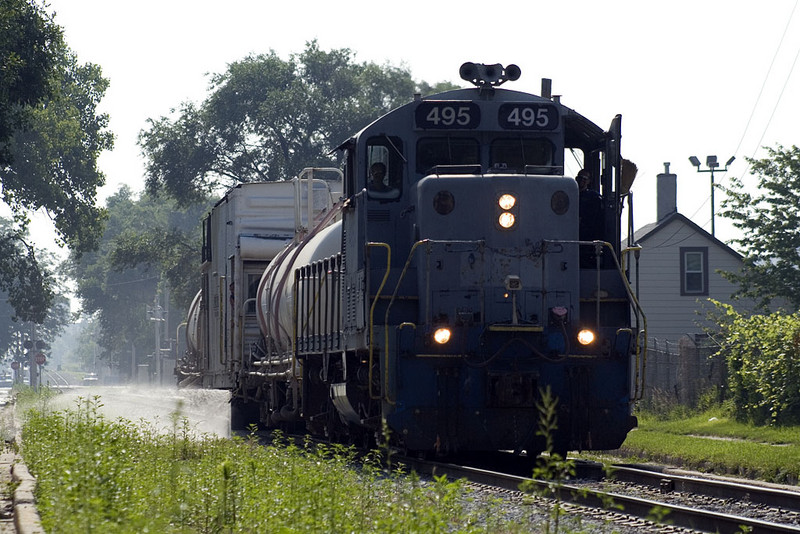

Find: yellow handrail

[366,242,391,401]
[596,240,648,401]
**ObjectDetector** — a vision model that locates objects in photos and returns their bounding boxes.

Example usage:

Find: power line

[730,0,798,163]
[736,0,800,180]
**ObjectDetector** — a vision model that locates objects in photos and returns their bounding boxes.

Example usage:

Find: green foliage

[709,300,800,425]
[0,0,62,165]
[0,217,70,357]
[0,226,52,323]
[20,396,524,533]
[139,40,458,206]
[720,144,800,308]
[68,186,209,371]
[1,1,112,322]
[4,52,112,254]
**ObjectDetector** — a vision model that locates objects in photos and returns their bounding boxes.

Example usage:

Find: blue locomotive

[180,63,645,456]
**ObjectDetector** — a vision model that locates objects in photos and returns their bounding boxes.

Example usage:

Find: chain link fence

[642,334,726,408]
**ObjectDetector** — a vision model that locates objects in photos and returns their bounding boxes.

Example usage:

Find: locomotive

[179,63,645,456]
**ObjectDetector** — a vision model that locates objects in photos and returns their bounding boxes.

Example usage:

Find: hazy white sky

[43,0,800,248]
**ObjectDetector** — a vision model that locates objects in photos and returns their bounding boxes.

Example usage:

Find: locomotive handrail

[366,242,392,402]
[382,238,485,331]
[620,244,642,273]
[546,239,648,401]
[600,240,648,401]
[296,167,344,237]
[619,244,648,401]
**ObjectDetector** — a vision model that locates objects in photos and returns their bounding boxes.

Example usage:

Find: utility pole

[148,295,164,385]
[688,154,735,237]
[28,323,38,391]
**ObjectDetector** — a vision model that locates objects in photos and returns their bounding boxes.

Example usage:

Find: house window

[680,247,708,296]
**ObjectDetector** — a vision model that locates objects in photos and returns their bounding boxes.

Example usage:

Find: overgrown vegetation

[18,391,534,533]
[707,301,800,426]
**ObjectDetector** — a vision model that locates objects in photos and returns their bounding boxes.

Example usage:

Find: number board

[498,103,559,130]
[415,102,480,129]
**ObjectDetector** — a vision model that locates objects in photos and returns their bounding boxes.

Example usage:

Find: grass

[15,389,544,533]
[14,385,800,532]
[613,408,800,484]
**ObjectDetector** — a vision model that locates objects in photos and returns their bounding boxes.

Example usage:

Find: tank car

[178,63,646,456]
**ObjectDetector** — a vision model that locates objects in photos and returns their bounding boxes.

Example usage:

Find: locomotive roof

[341,86,607,153]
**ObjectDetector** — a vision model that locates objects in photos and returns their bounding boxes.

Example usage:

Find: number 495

[506,106,550,127]
[426,106,471,126]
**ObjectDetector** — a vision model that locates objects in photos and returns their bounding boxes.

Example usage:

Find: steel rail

[401,457,800,534]
[607,463,800,513]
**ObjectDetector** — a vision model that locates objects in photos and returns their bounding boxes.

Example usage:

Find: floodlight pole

[688,155,735,237]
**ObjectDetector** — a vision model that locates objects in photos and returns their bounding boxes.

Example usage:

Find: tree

[68,186,209,373]
[0,217,71,364]
[0,0,62,166]
[720,145,800,309]
[139,40,457,205]
[0,1,112,322]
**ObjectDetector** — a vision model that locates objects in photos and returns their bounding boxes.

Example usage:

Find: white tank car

[257,219,342,355]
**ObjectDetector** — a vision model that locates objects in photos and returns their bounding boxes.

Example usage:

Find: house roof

[633,212,743,261]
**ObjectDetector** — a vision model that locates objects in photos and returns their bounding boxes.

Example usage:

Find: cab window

[367,136,403,200]
[490,137,554,172]
[416,137,480,174]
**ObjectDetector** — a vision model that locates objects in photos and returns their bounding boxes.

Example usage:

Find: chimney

[657,162,677,223]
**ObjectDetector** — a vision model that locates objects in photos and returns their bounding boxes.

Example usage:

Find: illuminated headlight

[433,327,452,344]
[577,329,596,345]
[498,194,516,210]
[498,212,516,228]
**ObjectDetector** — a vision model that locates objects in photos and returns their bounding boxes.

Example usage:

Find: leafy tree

[0,224,52,323]
[0,0,61,165]
[720,145,800,309]
[139,40,457,205]
[0,217,70,365]
[4,53,113,253]
[68,186,209,373]
[0,1,112,323]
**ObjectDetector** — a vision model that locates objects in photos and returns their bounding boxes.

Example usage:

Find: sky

[38,0,800,251]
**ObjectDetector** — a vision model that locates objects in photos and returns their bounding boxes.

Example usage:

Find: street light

[688,154,735,237]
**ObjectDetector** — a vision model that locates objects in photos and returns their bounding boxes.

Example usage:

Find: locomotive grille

[367,209,391,222]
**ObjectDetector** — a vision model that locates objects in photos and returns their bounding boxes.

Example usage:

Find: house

[630,163,753,402]
[631,163,750,345]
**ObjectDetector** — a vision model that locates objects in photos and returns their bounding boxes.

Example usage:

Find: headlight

[577,329,595,345]
[433,327,452,344]
[498,194,516,210]
[497,193,517,229]
[498,212,515,228]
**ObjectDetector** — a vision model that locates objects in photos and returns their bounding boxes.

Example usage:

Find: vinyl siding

[630,218,750,344]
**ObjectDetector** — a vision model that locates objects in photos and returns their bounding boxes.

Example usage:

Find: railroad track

[398,455,800,533]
